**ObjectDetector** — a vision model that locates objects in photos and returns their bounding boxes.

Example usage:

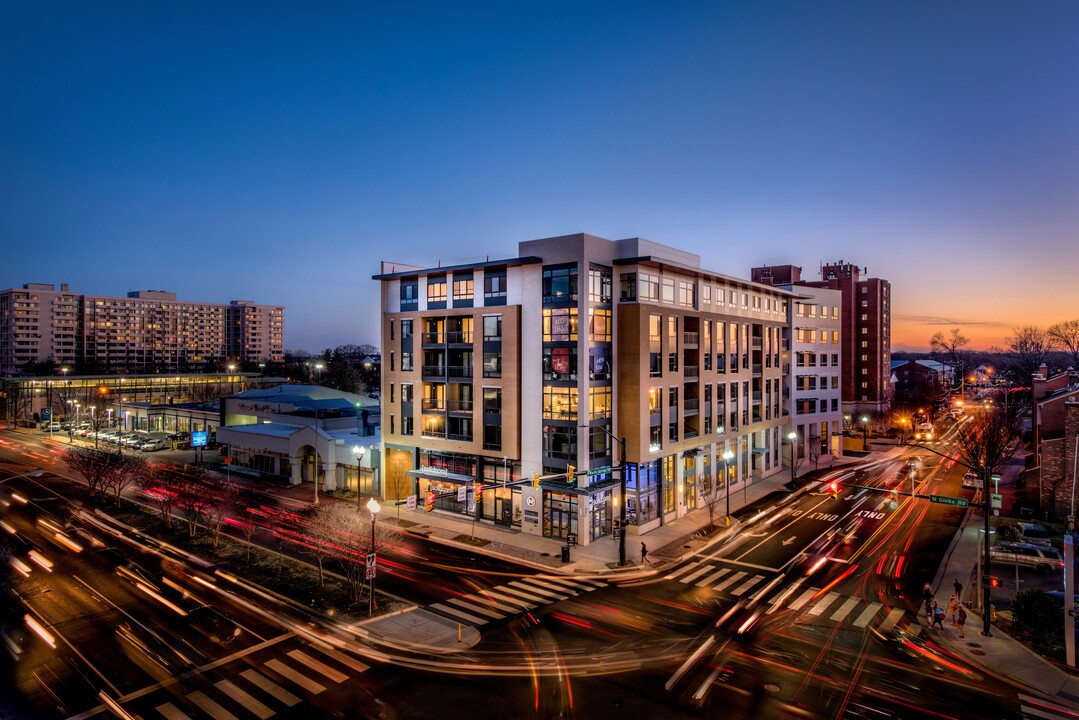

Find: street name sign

[929,495,969,508]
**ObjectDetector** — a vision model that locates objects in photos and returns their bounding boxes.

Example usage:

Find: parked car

[1015,522,1052,547]
[186,605,242,644]
[962,472,981,490]
[41,421,62,432]
[989,542,1063,573]
[138,439,168,452]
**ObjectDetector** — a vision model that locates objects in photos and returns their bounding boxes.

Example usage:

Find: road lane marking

[265,659,326,695]
[187,690,240,720]
[695,568,730,587]
[484,590,536,610]
[513,579,571,599]
[448,597,505,619]
[878,607,906,634]
[711,571,747,593]
[430,602,487,625]
[287,650,348,683]
[495,584,553,603]
[313,645,370,674]
[239,669,300,707]
[730,575,764,596]
[681,565,715,583]
[214,680,274,720]
[788,588,818,611]
[156,703,193,720]
[665,561,702,580]
[809,592,839,616]
[853,602,882,628]
[830,597,861,622]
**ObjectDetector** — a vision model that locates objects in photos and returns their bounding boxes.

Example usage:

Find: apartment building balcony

[446,365,473,379]
[446,331,474,344]
[422,364,447,379]
[683,397,699,414]
[447,399,474,414]
[421,332,445,346]
[422,399,446,412]
[752,364,763,375]
[683,364,699,380]
[682,332,699,347]
[752,338,763,349]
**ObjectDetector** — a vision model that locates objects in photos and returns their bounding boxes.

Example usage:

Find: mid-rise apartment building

[752,262,891,416]
[376,233,796,546]
[0,283,284,374]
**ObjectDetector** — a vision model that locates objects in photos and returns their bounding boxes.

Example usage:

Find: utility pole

[982,463,993,637]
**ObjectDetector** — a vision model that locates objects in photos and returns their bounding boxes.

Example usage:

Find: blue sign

[191,431,208,448]
[41,408,52,421]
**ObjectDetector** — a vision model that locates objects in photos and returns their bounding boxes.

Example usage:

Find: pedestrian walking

[947,594,959,626]
[924,597,933,624]
[641,542,649,565]
[932,601,945,631]
[957,604,967,638]
[922,582,933,605]
[953,578,963,599]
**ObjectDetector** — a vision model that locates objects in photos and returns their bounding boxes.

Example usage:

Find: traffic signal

[566,465,576,482]
[890,488,899,505]
[424,491,436,513]
[533,472,541,490]
[474,482,484,497]
[828,481,839,499]
[989,576,1001,589]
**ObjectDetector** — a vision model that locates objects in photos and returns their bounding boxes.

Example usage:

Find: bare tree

[301,508,338,589]
[1003,325,1053,384]
[203,482,240,551]
[808,435,822,469]
[174,466,217,538]
[64,447,113,499]
[139,464,183,528]
[101,453,148,508]
[952,405,1021,482]
[1048,319,1079,369]
[385,467,412,523]
[930,328,971,382]
[700,474,725,530]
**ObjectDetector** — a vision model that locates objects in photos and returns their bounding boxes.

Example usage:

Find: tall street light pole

[367,497,380,616]
[861,415,870,451]
[353,446,366,512]
[722,449,734,524]
[787,431,798,487]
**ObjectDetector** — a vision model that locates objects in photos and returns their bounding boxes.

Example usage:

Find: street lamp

[367,496,381,616]
[861,415,870,451]
[228,364,236,394]
[89,406,97,448]
[353,446,366,510]
[579,424,627,566]
[787,431,798,487]
[722,449,735,524]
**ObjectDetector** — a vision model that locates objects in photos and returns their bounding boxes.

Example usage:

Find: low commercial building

[216,385,381,498]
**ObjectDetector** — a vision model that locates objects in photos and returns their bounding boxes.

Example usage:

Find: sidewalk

[930,457,1079,707]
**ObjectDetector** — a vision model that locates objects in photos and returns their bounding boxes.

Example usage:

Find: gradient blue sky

[3,2,1077,352]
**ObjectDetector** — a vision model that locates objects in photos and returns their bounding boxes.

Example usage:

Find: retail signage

[191,431,208,448]
[406,494,417,511]
[520,487,542,535]
[457,485,466,502]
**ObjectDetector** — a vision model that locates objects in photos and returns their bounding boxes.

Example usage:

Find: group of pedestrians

[923,580,967,638]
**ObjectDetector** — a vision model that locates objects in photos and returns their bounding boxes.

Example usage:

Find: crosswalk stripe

[853,602,882,628]
[682,565,716,583]
[448,597,506,619]
[156,703,192,720]
[313,645,371,674]
[712,571,747,593]
[240,669,301,707]
[430,602,488,624]
[788,588,818,611]
[878,607,906,634]
[809,592,840,616]
[830,597,861,622]
[187,690,240,720]
[496,584,553,603]
[484,590,536,610]
[666,561,703,580]
[472,592,524,613]
[545,576,604,591]
[214,680,274,720]
[513,579,572,600]
[265,658,326,695]
[731,575,764,597]
[288,649,349,683]
[695,568,729,587]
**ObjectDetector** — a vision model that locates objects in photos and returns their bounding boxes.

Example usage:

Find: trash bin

[561,545,571,563]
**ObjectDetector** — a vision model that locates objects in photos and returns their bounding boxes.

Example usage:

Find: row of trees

[928,320,1079,387]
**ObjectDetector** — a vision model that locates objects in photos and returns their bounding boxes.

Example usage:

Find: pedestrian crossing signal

[424,491,436,513]
[828,481,839,499]
[566,465,576,482]
[533,472,541,490]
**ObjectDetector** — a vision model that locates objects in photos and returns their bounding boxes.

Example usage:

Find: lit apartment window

[649,387,662,412]
[589,308,611,342]
[427,279,447,303]
[453,279,473,300]
[649,314,662,344]
[542,308,578,342]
